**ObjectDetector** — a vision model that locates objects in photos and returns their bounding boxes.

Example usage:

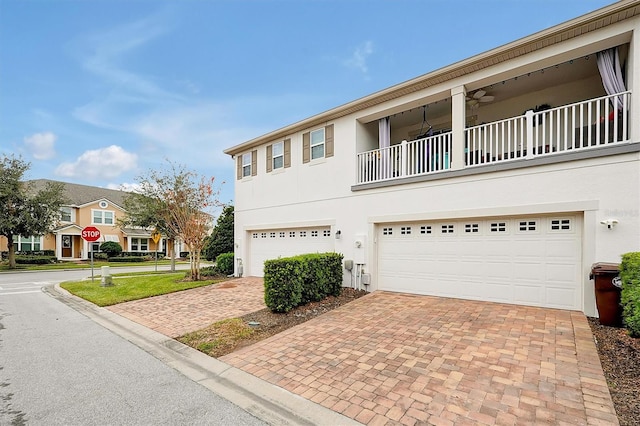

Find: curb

[46,284,361,426]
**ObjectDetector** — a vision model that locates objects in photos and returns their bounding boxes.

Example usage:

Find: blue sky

[0,0,614,204]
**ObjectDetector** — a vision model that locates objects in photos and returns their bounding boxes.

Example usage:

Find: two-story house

[225,0,640,318]
[1,179,174,260]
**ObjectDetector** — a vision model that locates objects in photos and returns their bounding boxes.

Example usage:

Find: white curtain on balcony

[379,116,391,178]
[596,47,626,109]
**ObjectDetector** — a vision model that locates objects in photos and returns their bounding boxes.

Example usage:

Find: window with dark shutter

[302,132,310,163]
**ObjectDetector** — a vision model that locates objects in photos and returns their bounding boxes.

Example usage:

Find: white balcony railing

[356,92,630,184]
[357,132,452,183]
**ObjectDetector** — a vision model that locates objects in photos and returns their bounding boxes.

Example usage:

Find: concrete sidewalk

[47,284,360,426]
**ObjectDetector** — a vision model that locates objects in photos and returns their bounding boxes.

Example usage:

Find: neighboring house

[225,1,640,318]
[0,179,180,260]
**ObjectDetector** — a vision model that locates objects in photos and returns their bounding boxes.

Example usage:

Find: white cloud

[55,145,138,179]
[106,182,142,192]
[24,132,57,160]
[344,41,374,74]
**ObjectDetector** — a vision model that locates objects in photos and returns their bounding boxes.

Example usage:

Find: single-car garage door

[377,215,582,310]
[248,227,334,277]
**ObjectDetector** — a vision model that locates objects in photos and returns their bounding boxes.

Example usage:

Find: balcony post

[630,29,640,142]
[401,140,407,177]
[450,86,466,170]
[525,110,534,159]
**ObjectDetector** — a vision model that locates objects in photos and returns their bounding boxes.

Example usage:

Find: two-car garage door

[248,227,334,277]
[378,215,582,310]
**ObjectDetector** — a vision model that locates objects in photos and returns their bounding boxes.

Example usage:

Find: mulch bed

[587,317,640,426]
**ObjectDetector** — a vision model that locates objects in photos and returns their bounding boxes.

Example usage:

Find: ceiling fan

[466,89,495,108]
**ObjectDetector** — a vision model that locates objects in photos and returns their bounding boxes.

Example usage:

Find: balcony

[356,92,631,185]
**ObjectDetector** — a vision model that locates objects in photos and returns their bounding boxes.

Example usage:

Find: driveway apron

[107,277,265,337]
[221,291,618,426]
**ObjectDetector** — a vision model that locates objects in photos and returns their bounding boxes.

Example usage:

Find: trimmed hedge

[215,252,234,276]
[199,266,218,277]
[264,258,303,313]
[263,252,344,313]
[1,250,55,260]
[15,255,57,265]
[620,252,640,337]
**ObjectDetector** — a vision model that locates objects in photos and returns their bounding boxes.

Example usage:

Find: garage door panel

[378,215,581,310]
[249,227,334,277]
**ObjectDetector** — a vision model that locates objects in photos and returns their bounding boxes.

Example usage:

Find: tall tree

[120,161,220,280]
[203,204,234,261]
[0,155,66,269]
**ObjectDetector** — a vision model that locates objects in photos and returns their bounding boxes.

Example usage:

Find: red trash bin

[590,262,622,326]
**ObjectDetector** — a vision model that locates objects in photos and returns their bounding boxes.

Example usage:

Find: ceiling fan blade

[473,90,486,99]
[479,95,495,102]
[467,99,479,107]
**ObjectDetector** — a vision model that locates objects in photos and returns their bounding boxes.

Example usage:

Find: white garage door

[378,215,582,310]
[248,227,334,277]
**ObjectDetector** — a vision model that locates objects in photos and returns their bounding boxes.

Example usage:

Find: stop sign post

[82,226,101,281]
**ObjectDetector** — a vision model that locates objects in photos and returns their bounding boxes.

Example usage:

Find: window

[261,232,267,238]
[383,227,393,235]
[289,231,296,238]
[490,222,507,233]
[310,128,325,160]
[13,235,42,252]
[465,224,479,233]
[303,125,333,163]
[401,226,412,235]
[311,230,318,237]
[270,232,276,238]
[60,207,72,222]
[90,242,100,252]
[441,225,454,234]
[242,153,252,177]
[92,210,114,225]
[420,226,432,234]
[272,142,284,170]
[323,230,331,237]
[252,233,258,239]
[300,231,307,237]
[131,238,149,251]
[519,221,537,231]
[279,232,285,238]
[551,219,571,231]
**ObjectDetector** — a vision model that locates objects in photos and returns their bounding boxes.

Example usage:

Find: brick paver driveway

[107,277,265,337]
[221,291,617,426]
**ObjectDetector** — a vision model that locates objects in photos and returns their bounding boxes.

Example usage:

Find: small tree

[121,161,221,281]
[204,205,234,261]
[0,155,66,269]
[100,241,122,258]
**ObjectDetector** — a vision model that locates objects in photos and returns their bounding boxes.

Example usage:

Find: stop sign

[81,226,101,242]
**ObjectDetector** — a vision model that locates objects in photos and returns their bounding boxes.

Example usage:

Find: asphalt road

[0,268,266,426]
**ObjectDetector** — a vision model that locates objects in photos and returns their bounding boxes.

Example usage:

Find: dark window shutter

[284,138,291,168]
[302,132,310,163]
[236,156,242,180]
[251,150,257,176]
[266,144,273,173]
[325,124,334,158]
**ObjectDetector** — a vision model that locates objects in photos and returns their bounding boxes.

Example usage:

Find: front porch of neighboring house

[355,45,635,186]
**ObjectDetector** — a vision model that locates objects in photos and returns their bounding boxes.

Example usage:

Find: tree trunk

[7,234,16,269]
[169,238,175,272]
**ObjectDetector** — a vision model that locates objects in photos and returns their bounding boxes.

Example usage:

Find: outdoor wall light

[600,219,619,229]
[335,230,342,239]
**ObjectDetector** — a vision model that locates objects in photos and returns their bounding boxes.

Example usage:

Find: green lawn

[60,273,224,306]
[0,259,189,272]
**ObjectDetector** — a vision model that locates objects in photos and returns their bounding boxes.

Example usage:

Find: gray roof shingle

[27,179,129,207]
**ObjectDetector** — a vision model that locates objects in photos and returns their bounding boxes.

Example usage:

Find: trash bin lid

[590,262,620,274]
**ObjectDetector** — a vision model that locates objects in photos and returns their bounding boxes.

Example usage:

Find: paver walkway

[221,291,618,426]
[107,277,265,337]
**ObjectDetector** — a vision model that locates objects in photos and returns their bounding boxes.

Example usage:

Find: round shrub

[215,252,234,276]
[100,241,123,258]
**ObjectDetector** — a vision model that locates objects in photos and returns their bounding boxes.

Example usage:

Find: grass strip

[61,273,222,306]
